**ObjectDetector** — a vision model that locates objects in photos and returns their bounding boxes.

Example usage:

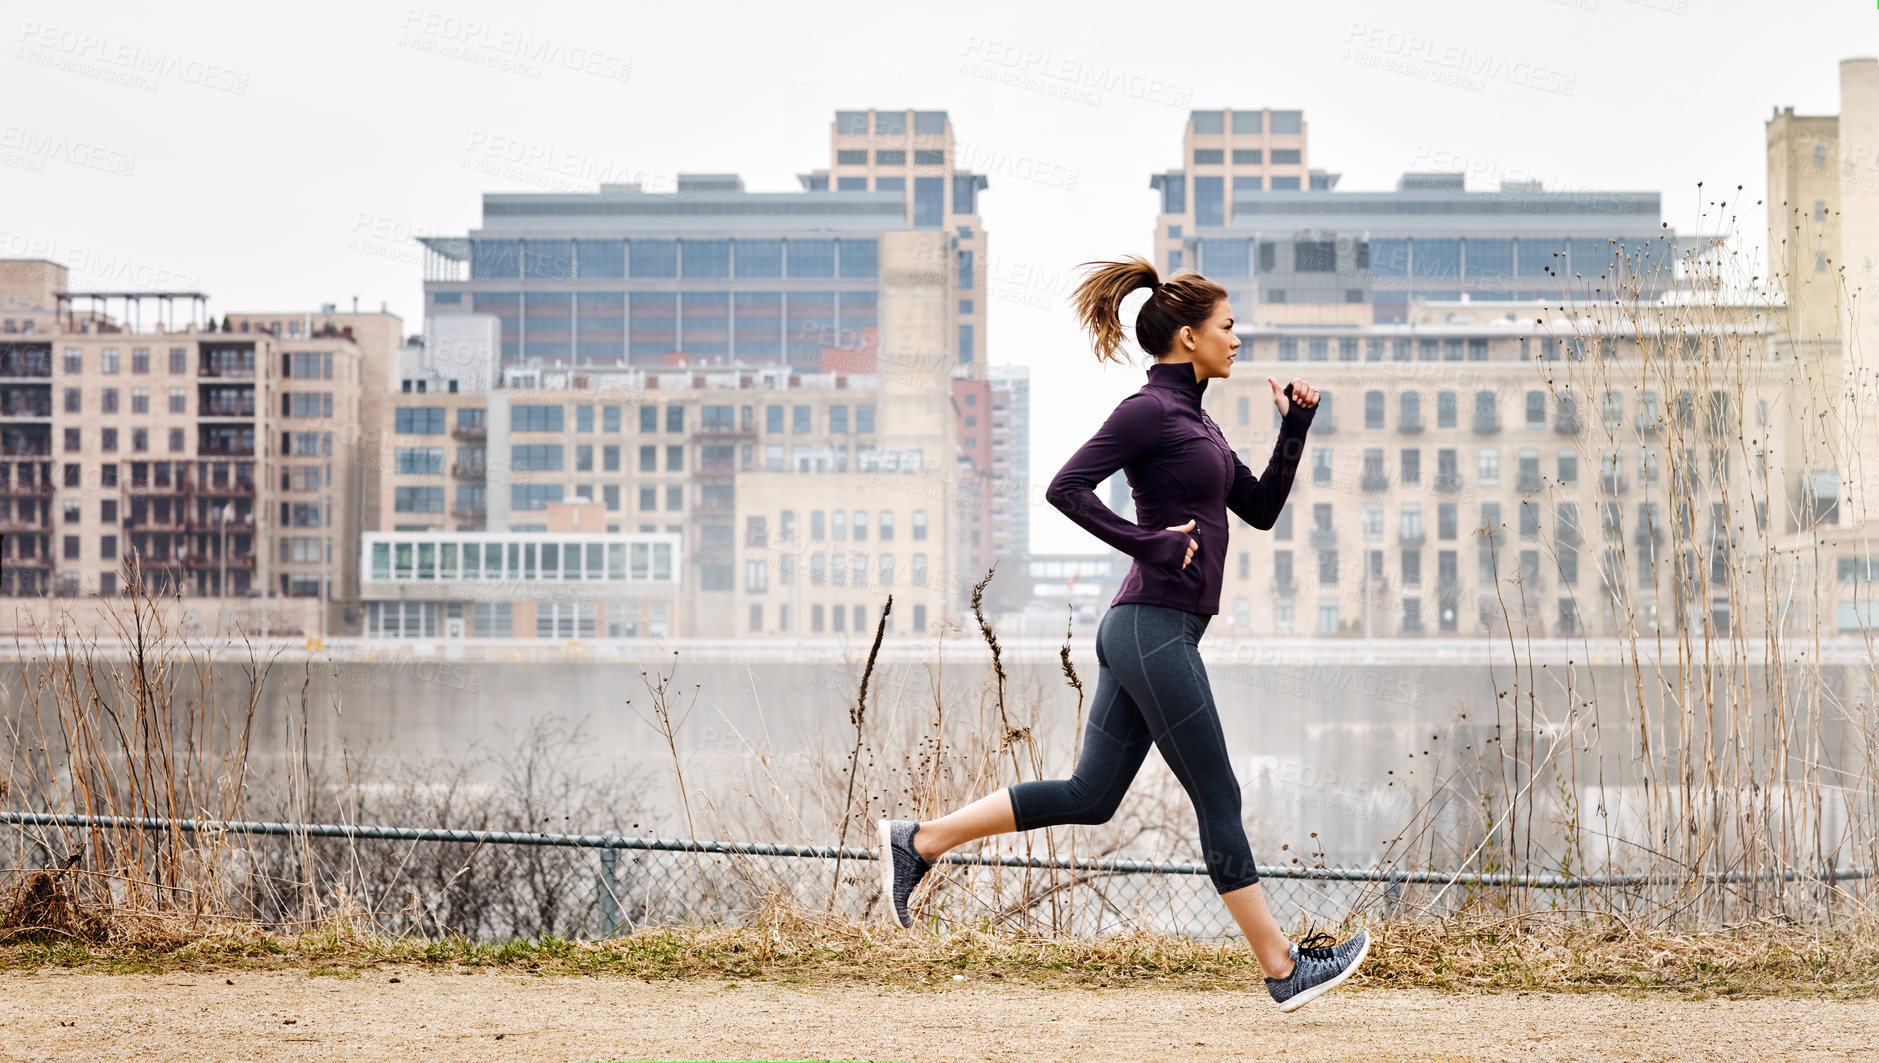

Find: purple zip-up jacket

[1044,360,1315,616]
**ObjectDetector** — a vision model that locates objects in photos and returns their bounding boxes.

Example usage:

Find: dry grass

[0,865,106,945]
[0,899,1874,1000]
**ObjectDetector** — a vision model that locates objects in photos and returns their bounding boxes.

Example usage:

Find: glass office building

[420,110,989,374]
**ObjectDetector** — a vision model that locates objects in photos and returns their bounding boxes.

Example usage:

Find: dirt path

[0,970,1874,1061]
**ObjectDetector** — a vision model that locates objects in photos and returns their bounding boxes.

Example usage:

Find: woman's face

[1175,299,1241,381]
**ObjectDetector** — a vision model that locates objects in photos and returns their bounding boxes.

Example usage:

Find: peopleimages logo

[958,37,1193,108]
[16,22,251,95]
[0,126,137,177]
[1342,23,1576,97]
[397,9,633,83]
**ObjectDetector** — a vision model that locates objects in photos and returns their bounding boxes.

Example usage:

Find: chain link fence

[5,813,1873,942]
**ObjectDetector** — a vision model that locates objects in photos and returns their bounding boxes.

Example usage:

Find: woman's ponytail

[1071,255,1228,365]
[1071,256,1161,365]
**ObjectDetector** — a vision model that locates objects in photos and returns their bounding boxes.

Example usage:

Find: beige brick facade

[1201,310,1800,640]
[0,267,398,637]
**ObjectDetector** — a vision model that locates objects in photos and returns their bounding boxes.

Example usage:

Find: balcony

[1272,576,1296,595]
[1398,417,1424,434]
[695,421,757,438]
[451,423,487,442]
[0,515,51,531]
[1600,474,1626,494]
[1433,474,1464,494]
[697,457,736,476]
[196,478,256,496]
[1308,527,1337,547]
[127,477,189,495]
[696,496,736,515]
[1558,526,1581,547]
[0,352,52,378]
[1472,416,1500,434]
[1555,415,1581,435]
[196,359,255,379]
[183,551,257,571]
[122,513,185,530]
[1361,472,1390,492]
[1517,472,1543,493]
[0,480,52,497]
[182,512,256,532]
[1636,418,1661,438]
[0,399,52,419]
[450,461,486,481]
[198,444,255,458]
[1398,529,1425,546]
[198,400,256,419]
[450,504,486,523]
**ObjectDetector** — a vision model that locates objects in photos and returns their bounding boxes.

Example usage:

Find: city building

[372,326,960,639]
[1764,58,1879,633]
[1116,107,1812,640]
[988,364,1030,563]
[1150,108,1684,326]
[416,108,987,380]
[389,110,1001,637]
[1203,303,1789,639]
[362,500,681,639]
[0,259,399,636]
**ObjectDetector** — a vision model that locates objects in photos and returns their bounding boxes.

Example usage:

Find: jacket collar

[1144,359,1208,397]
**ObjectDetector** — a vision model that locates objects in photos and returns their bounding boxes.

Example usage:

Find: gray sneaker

[1265,928,1370,1013]
[877,819,933,929]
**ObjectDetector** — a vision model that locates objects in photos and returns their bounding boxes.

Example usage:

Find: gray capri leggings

[1007,602,1259,894]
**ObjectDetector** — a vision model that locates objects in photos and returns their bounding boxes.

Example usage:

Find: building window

[395,407,445,434]
[1194,176,1224,226]
[511,444,563,471]
[394,487,445,513]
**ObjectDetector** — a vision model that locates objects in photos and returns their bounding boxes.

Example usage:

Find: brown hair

[1070,255,1228,365]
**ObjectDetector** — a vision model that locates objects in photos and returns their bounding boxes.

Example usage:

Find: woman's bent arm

[1226,402,1315,530]
[1044,391,1190,569]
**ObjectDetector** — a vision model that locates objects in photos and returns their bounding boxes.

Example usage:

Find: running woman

[879,256,1369,1012]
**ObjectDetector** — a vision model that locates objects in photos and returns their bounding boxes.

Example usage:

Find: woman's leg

[912,608,1154,862]
[1221,884,1295,978]
[1102,605,1294,978]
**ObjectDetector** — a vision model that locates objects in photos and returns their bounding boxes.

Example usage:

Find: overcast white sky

[1,0,1868,553]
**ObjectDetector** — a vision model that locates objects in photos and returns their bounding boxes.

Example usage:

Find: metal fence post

[1386,872,1402,917]
[599,830,619,938]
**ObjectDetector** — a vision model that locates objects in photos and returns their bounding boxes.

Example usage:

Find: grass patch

[0,909,1876,999]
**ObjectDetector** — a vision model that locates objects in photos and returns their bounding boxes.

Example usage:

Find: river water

[4,638,1871,873]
